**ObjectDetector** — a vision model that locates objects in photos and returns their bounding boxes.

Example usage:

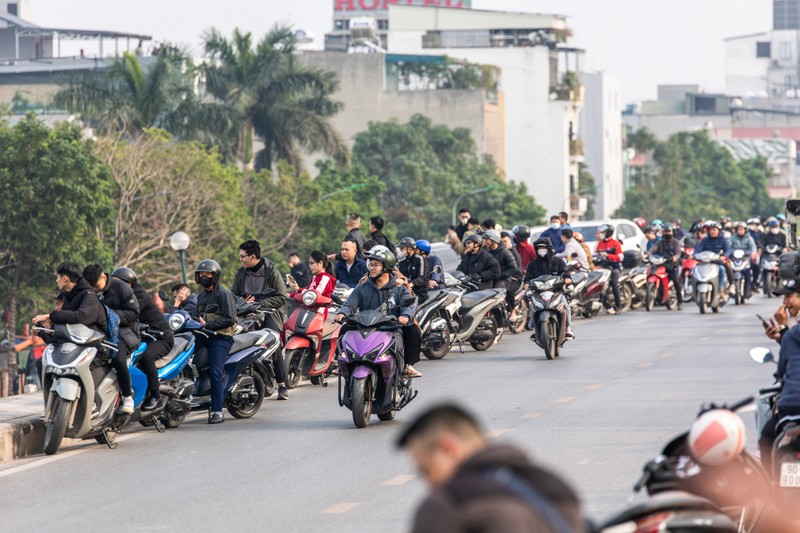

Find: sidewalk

[0,392,45,464]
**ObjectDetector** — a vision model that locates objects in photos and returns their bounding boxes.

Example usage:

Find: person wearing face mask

[538,215,565,253]
[747,217,765,288]
[524,239,573,339]
[643,223,685,310]
[729,221,757,298]
[694,221,733,293]
[397,236,430,303]
[455,208,472,241]
[458,234,501,292]
[595,224,623,315]
[764,218,788,252]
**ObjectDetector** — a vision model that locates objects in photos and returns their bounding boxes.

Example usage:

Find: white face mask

[397,250,407,261]
[771,227,781,234]
[460,217,469,225]
[550,223,560,230]
[536,248,548,257]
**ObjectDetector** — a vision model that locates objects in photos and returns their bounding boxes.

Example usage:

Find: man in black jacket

[458,234,500,292]
[83,265,140,414]
[484,230,522,317]
[397,236,430,303]
[111,267,174,411]
[366,216,396,255]
[170,282,198,317]
[287,252,312,289]
[524,239,573,340]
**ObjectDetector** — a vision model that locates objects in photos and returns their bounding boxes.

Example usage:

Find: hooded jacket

[695,235,731,257]
[132,283,173,341]
[410,444,585,533]
[338,273,416,320]
[458,249,501,291]
[232,257,289,325]
[50,278,108,333]
[99,276,140,348]
[489,246,521,284]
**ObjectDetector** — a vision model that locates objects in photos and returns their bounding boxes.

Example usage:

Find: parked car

[531,219,644,254]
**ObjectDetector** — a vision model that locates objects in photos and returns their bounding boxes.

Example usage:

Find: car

[530,218,644,254]
[430,242,461,273]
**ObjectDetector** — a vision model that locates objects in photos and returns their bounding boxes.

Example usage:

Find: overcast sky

[30,0,773,102]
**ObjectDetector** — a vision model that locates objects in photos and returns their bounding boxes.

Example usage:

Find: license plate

[780,463,800,487]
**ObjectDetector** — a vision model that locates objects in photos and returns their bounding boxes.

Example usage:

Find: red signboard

[335,0,472,16]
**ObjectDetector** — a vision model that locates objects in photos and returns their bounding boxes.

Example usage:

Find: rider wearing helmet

[764,218,788,251]
[643,223,685,309]
[694,221,733,291]
[595,224,624,314]
[730,221,757,298]
[511,225,536,270]
[633,217,646,230]
[458,233,501,292]
[524,239,574,339]
[651,219,663,236]
[335,246,422,378]
[483,229,523,315]
[397,236,430,303]
[194,259,238,424]
[416,240,445,291]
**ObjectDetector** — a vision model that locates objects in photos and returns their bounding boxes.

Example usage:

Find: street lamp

[316,183,366,204]
[451,184,499,225]
[170,231,191,284]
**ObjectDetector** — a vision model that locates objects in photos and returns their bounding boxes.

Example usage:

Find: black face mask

[198,276,214,288]
[663,234,673,239]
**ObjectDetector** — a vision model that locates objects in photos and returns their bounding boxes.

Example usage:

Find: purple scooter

[337,310,417,428]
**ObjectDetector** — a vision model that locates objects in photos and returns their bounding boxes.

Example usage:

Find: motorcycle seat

[599,491,720,528]
[461,289,501,310]
[155,336,190,369]
[322,317,340,338]
[229,332,264,354]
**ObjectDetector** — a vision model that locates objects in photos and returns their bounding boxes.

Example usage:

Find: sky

[28,0,774,102]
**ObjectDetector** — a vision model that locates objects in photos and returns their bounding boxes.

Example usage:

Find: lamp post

[316,183,366,204]
[170,231,190,284]
[451,184,498,226]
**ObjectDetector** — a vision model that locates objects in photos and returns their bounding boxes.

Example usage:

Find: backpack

[91,290,120,356]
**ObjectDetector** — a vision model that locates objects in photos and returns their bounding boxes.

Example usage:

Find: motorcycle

[680,247,698,303]
[730,249,752,305]
[750,347,800,520]
[526,275,568,360]
[594,256,631,313]
[283,289,342,388]
[507,284,529,334]
[39,324,130,455]
[692,251,728,314]
[644,255,677,311]
[566,266,610,319]
[761,244,782,298]
[337,309,417,428]
[626,264,649,310]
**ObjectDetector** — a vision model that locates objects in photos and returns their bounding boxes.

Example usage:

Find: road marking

[521,412,543,420]
[636,362,653,368]
[323,502,361,514]
[486,429,510,438]
[383,475,415,486]
[613,373,629,379]
[660,352,673,358]
[554,396,576,404]
[699,336,712,341]
[585,384,603,390]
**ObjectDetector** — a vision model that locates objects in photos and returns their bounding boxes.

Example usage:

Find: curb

[0,416,45,465]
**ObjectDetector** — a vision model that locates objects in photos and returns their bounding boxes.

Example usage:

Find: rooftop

[388,4,567,32]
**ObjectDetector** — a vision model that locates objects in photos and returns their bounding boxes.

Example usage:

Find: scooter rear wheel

[226,370,265,419]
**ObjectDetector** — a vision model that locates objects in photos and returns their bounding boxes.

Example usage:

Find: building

[581,71,623,219]
[775,0,800,29]
[380,4,587,218]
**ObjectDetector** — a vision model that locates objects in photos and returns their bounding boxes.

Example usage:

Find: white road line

[383,475,415,486]
[585,384,603,390]
[486,429,510,438]
[322,502,361,514]
[553,396,576,404]
[521,412,543,419]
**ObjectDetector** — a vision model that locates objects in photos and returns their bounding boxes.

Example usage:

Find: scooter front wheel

[351,377,372,428]
[43,396,70,455]
[284,348,307,389]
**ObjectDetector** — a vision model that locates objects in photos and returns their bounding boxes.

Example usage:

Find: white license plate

[780,463,800,487]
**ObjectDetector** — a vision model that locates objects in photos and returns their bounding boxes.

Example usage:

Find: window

[757,41,771,58]
[780,42,792,60]
[618,224,637,239]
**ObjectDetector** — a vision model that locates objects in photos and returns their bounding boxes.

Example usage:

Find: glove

[469,273,482,282]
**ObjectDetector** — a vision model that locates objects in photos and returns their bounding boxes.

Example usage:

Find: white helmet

[688,409,746,466]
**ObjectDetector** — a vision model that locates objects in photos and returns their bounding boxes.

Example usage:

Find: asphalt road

[0,294,782,532]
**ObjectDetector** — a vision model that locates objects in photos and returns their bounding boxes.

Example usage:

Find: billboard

[334,0,472,17]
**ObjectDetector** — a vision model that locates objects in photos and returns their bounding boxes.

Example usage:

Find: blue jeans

[197,335,233,413]
[718,265,727,288]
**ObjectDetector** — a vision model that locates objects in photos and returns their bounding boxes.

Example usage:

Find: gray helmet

[367,245,396,271]
[111,267,137,285]
[397,237,416,249]
[482,229,501,245]
[194,259,221,284]
[463,233,483,246]
[597,224,615,239]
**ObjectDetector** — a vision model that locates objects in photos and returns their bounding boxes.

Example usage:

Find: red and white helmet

[688,409,746,466]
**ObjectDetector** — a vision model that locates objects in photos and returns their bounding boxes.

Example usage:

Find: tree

[202,26,347,171]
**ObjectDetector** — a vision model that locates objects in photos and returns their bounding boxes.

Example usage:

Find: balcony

[569,138,584,162]
[552,72,584,102]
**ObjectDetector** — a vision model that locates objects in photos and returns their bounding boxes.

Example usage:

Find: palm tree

[202,26,347,172]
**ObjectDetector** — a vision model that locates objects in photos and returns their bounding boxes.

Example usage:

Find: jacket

[764,231,787,250]
[290,262,312,289]
[778,324,800,411]
[489,246,521,284]
[368,230,396,256]
[50,278,108,334]
[595,238,623,269]
[171,293,198,318]
[749,229,765,249]
[516,241,537,271]
[427,254,446,290]
[648,237,684,266]
[292,271,337,320]
[508,246,522,269]
[458,249,501,291]
[197,284,237,337]
[346,228,368,257]
[695,235,731,257]
[334,257,368,288]
[524,256,570,284]
[99,276,140,348]
[338,274,416,321]
[556,239,589,270]
[539,227,566,253]
[410,444,585,533]
[132,283,173,341]
[398,253,429,300]
[232,257,289,325]
[729,233,757,255]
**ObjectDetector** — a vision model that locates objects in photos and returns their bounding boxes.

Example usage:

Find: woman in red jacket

[288,250,337,317]
[595,224,623,314]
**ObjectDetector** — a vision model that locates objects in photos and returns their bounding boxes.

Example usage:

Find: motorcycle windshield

[531,275,560,292]
[694,251,719,263]
[349,310,398,329]
[52,323,105,346]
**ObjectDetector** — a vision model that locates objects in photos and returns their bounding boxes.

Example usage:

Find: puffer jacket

[338,274,416,320]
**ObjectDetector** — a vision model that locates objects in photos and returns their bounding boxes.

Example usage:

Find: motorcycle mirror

[749,347,775,364]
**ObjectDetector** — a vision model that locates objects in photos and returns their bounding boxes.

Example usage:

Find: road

[0,295,781,532]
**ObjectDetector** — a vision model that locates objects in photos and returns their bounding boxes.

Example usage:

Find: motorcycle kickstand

[151,417,166,433]
[100,428,118,450]
[320,377,328,388]
[457,340,465,354]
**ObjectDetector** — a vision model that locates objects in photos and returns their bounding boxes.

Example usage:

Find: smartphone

[756,314,770,328]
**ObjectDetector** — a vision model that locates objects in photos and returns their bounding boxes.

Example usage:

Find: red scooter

[680,247,698,303]
[645,255,677,311]
[283,290,341,388]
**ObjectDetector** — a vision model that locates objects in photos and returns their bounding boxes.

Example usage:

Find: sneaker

[677,302,684,310]
[118,396,134,414]
[142,395,159,411]
[277,385,289,400]
[208,411,224,424]
[565,327,575,340]
[607,308,617,315]
[529,332,537,341]
[403,365,423,378]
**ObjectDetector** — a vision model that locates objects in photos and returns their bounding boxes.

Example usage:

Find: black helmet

[597,224,614,239]
[194,259,222,284]
[662,222,675,233]
[367,245,396,270]
[397,237,416,249]
[463,233,484,246]
[533,238,554,252]
[111,266,137,285]
[511,225,531,241]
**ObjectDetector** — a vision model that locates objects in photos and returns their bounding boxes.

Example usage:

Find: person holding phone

[288,251,336,319]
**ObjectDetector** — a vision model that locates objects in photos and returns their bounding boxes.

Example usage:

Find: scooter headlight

[540,291,554,302]
[169,313,186,331]
[302,291,318,307]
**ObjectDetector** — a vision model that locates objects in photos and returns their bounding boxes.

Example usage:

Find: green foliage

[615,130,782,221]
[393,56,498,96]
[0,115,114,331]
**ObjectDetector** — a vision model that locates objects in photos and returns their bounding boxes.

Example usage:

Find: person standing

[232,240,290,400]
[288,252,312,289]
[539,215,565,253]
[334,238,368,288]
[455,208,471,241]
[366,216,396,255]
[345,213,368,257]
[194,260,237,424]
[397,403,586,533]
[595,224,624,314]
